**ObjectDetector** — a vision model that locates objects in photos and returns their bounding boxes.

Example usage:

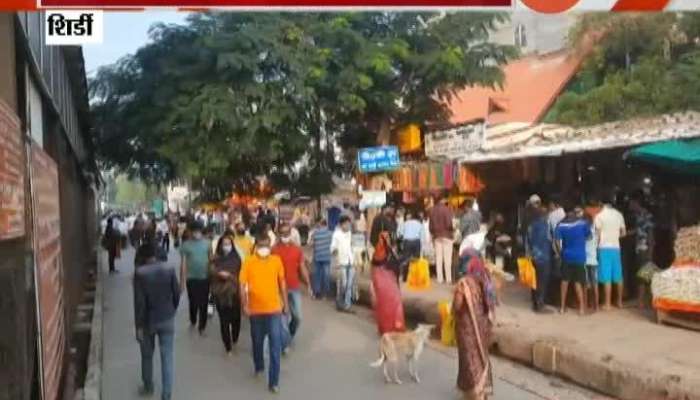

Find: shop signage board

[31,143,65,400]
[358,146,400,173]
[425,122,485,159]
[359,190,386,210]
[0,100,25,240]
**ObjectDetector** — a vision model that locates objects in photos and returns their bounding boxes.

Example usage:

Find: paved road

[102,247,605,400]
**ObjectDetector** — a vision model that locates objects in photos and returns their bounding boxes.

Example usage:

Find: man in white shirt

[459,224,488,256]
[331,216,355,313]
[594,200,627,310]
[291,226,302,247]
[548,198,566,236]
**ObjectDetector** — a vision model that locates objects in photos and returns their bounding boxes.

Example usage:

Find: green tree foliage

[112,174,161,209]
[546,12,700,126]
[90,13,515,198]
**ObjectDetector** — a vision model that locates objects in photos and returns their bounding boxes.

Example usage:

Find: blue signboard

[358,146,400,173]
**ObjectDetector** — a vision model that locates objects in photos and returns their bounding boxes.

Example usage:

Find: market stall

[652,225,700,330]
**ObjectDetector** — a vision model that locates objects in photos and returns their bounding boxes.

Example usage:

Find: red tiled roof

[448,49,587,125]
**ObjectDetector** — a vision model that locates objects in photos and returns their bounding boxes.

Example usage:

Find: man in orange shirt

[239,235,288,394]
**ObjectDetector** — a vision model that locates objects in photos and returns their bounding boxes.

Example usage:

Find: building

[491,12,578,56]
[0,12,98,400]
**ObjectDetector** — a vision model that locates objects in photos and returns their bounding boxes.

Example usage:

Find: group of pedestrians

[128,205,360,399]
[525,195,629,315]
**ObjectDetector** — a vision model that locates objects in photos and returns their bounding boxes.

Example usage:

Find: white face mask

[256,247,271,258]
[280,236,291,244]
[193,232,203,240]
[222,244,233,254]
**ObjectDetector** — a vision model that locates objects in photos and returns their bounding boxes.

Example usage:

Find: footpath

[349,270,700,400]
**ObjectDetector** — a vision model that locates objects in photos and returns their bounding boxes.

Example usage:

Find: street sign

[357,146,400,173]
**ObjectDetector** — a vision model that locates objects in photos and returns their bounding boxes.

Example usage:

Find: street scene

[1,9,700,400]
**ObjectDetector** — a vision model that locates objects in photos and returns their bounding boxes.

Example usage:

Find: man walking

[309,218,333,299]
[240,236,288,393]
[179,221,211,335]
[273,223,311,348]
[332,216,355,312]
[134,243,180,400]
[430,197,455,284]
[594,198,627,310]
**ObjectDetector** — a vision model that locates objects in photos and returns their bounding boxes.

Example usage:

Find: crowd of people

[102,203,367,399]
[102,189,666,400]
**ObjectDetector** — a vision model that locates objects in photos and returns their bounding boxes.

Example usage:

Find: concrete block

[532,341,557,374]
[492,325,534,365]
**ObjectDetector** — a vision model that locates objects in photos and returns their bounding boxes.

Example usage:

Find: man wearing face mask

[273,223,312,350]
[179,222,212,335]
[239,235,288,393]
[332,216,355,313]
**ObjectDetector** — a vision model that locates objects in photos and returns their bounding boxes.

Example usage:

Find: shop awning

[626,139,700,175]
[456,111,700,163]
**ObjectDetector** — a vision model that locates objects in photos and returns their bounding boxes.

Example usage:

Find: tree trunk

[376,118,392,146]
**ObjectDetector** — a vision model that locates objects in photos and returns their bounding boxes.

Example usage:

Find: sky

[82,11,189,76]
[83,3,698,74]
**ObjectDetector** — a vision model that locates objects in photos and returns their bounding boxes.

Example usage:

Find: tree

[90,13,516,199]
[545,12,700,126]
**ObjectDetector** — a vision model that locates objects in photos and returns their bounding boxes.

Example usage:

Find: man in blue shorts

[594,199,627,310]
[554,207,590,316]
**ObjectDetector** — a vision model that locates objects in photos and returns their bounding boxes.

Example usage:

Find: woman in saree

[453,254,495,400]
[369,231,405,335]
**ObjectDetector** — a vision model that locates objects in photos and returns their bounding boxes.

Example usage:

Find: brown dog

[369,324,435,384]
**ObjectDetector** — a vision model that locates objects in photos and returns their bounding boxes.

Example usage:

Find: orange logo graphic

[520,0,580,13]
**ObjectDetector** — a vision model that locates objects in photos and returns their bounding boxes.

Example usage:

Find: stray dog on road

[369,324,435,384]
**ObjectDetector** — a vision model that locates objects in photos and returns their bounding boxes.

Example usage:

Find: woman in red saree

[453,256,494,400]
[369,231,405,335]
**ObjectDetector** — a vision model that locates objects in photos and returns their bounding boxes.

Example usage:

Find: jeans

[186,279,209,332]
[313,260,331,298]
[250,314,283,389]
[162,234,170,253]
[108,249,117,272]
[282,290,303,350]
[139,319,175,400]
[287,290,302,339]
[216,297,241,352]
[401,239,421,281]
[336,264,356,311]
[531,258,552,310]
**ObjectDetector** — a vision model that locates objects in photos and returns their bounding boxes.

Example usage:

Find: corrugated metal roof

[459,112,700,163]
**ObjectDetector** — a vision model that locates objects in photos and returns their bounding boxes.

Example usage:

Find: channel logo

[519,0,682,13]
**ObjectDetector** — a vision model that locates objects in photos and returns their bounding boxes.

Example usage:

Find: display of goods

[651,264,700,306]
[674,225,700,262]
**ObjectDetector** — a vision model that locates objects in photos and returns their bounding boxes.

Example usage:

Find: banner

[425,122,485,160]
[0,100,25,240]
[31,144,65,400]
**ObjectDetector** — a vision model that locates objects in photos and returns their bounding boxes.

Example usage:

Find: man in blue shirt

[309,218,333,299]
[554,207,591,316]
[526,206,553,313]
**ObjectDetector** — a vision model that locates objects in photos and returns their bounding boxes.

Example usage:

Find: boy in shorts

[579,208,600,312]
